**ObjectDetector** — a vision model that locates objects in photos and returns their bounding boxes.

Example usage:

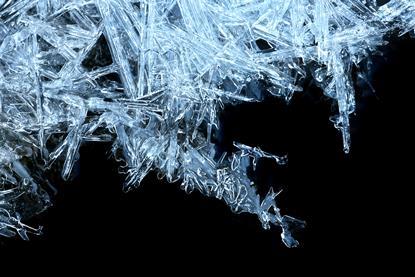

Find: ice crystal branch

[0,0,414,246]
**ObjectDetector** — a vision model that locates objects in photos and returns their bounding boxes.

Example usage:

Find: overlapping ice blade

[0,0,414,246]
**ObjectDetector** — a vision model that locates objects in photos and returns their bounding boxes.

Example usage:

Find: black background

[1,34,413,267]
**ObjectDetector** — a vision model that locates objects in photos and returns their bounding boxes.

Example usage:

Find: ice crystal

[0,0,414,247]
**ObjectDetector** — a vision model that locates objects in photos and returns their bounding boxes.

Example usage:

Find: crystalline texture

[0,0,414,246]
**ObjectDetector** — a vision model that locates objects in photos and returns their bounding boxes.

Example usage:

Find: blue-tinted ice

[0,0,414,247]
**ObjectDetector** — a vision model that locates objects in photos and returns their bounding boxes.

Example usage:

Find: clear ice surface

[0,0,414,247]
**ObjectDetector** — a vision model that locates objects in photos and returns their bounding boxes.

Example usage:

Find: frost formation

[0,0,414,247]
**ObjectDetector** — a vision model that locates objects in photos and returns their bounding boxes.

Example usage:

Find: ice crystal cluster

[0,0,414,247]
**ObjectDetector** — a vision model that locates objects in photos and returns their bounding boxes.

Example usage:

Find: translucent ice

[0,0,414,246]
